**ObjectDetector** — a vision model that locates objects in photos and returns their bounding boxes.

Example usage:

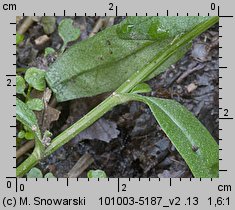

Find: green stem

[22,92,27,98]
[25,85,32,102]
[44,95,122,156]
[16,95,122,177]
[115,16,219,94]
[16,151,39,177]
[16,140,44,177]
[16,16,219,177]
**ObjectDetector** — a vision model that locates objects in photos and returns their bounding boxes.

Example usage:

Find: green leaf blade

[17,130,25,139]
[16,32,24,45]
[130,83,152,94]
[16,75,26,94]
[44,47,55,57]
[116,16,209,41]
[27,167,43,178]
[46,16,214,102]
[25,131,35,140]
[147,98,218,178]
[87,170,107,178]
[26,98,44,111]
[16,98,41,141]
[125,95,218,178]
[44,172,56,178]
[58,18,80,50]
[41,16,56,34]
[25,68,46,91]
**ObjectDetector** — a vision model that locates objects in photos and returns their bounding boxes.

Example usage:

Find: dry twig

[68,153,94,178]
[16,141,35,159]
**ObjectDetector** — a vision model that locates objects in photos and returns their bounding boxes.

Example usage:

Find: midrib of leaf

[115,93,218,177]
[141,97,217,177]
[148,99,195,145]
[115,16,219,94]
[16,98,42,141]
[16,99,45,177]
[52,38,154,86]
[45,16,218,157]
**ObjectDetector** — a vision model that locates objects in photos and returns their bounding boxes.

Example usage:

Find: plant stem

[16,95,121,177]
[25,85,32,102]
[16,16,219,177]
[16,142,44,177]
[115,16,219,94]
[44,95,121,156]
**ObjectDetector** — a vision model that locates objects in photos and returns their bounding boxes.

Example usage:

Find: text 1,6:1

[208,197,230,207]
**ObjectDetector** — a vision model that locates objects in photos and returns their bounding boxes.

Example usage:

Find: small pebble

[34,35,50,46]
[186,83,198,93]
[191,43,210,62]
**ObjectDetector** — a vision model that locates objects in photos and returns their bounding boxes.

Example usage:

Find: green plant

[87,170,107,178]
[44,47,55,57]
[27,167,56,178]
[16,16,219,178]
[58,18,81,52]
[16,68,46,145]
[16,32,24,45]
[43,18,81,58]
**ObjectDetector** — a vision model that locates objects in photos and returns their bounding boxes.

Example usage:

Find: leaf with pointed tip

[118,93,219,178]
[16,98,41,141]
[46,17,212,102]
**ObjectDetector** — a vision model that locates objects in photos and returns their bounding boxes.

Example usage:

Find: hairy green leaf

[17,16,218,178]
[25,68,46,91]
[58,18,80,51]
[46,16,211,102]
[116,16,207,40]
[118,93,219,178]
[87,170,107,178]
[16,98,41,141]
[26,98,44,111]
[16,75,26,94]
